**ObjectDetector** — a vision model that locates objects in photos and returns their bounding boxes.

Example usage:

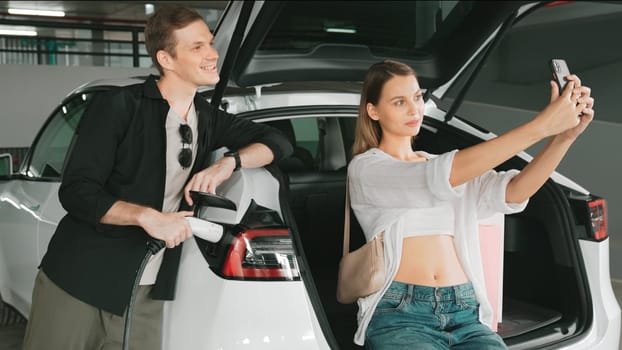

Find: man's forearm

[100,200,157,227]
[238,143,275,169]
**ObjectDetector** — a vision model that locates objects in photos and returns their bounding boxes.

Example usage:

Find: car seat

[268,119,315,172]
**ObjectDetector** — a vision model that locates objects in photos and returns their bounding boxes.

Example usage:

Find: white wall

[0,64,157,147]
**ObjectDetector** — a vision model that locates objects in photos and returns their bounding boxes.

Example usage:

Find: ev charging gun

[187,190,237,242]
[187,217,224,242]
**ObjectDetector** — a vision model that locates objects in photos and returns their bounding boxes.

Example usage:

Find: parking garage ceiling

[0,1,229,25]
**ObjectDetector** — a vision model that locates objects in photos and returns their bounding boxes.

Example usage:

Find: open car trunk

[267,113,590,349]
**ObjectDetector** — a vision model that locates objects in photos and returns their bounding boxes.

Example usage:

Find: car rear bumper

[559,238,621,349]
[161,236,330,350]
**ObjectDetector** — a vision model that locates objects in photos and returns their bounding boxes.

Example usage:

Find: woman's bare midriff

[394,234,469,287]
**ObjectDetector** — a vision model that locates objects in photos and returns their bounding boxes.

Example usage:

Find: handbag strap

[343,178,384,257]
[343,177,351,257]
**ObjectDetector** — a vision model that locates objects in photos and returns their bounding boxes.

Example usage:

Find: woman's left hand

[552,74,594,141]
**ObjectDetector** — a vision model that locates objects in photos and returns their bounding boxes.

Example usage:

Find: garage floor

[2,281,622,349]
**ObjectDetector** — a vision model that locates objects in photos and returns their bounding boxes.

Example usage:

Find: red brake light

[544,1,574,8]
[222,228,300,280]
[588,198,607,241]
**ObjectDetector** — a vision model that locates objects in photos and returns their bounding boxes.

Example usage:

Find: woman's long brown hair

[352,60,417,156]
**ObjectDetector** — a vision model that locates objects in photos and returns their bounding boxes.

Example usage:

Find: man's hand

[139,210,194,249]
[184,156,236,205]
[184,143,275,206]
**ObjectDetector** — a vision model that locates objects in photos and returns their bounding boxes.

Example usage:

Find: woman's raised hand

[553,75,594,141]
[532,74,587,138]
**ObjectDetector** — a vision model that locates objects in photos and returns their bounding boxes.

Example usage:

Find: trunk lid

[212,1,535,102]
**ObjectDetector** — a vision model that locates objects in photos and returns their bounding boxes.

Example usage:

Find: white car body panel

[559,239,621,350]
[162,237,329,350]
[222,91,360,115]
[162,166,330,349]
[0,179,53,316]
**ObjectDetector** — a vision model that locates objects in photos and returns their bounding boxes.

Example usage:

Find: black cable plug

[147,239,166,255]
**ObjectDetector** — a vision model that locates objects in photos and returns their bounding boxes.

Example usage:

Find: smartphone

[550,58,571,94]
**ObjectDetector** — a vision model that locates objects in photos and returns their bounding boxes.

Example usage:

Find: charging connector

[187,217,223,242]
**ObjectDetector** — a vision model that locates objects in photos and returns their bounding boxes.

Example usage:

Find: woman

[348,60,593,349]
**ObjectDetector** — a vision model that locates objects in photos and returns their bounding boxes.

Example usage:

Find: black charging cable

[122,239,166,350]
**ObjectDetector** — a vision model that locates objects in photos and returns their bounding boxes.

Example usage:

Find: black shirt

[40,75,292,316]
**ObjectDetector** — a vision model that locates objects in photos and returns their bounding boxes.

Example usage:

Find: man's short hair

[144,5,204,75]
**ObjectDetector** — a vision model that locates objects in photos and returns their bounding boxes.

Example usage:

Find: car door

[0,91,91,312]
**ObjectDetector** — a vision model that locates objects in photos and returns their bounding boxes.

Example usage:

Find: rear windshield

[258,1,467,56]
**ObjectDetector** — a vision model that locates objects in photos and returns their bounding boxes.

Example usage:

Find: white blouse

[348,148,528,345]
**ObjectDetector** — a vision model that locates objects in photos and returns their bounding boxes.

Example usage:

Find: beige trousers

[22,270,163,350]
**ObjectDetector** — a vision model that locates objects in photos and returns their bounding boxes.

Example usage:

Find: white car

[0,1,620,349]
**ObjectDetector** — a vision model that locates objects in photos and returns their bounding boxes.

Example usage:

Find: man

[23,5,292,349]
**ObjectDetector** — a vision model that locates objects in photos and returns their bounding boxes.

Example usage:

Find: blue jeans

[365,281,507,350]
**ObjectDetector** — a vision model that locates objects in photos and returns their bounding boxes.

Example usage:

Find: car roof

[214,1,535,91]
[63,76,216,102]
[64,76,147,96]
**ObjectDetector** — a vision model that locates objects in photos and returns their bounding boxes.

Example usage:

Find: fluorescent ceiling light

[0,29,37,36]
[0,25,37,36]
[325,28,357,34]
[8,8,65,17]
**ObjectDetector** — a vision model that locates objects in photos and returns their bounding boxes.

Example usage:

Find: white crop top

[401,204,454,237]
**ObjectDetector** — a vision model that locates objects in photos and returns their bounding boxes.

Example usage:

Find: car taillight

[544,1,573,8]
[222,228,300,280]
[588,198,607,241]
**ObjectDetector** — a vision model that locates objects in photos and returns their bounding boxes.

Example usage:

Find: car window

[26,93,92,179]
[291,117,319,157]
[267,115,356,173]
[0,153,11,176]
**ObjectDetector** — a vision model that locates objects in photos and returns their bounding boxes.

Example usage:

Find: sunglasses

[178,124,193,169]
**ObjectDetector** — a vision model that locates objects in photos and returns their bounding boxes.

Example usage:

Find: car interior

[266,114,587,349]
